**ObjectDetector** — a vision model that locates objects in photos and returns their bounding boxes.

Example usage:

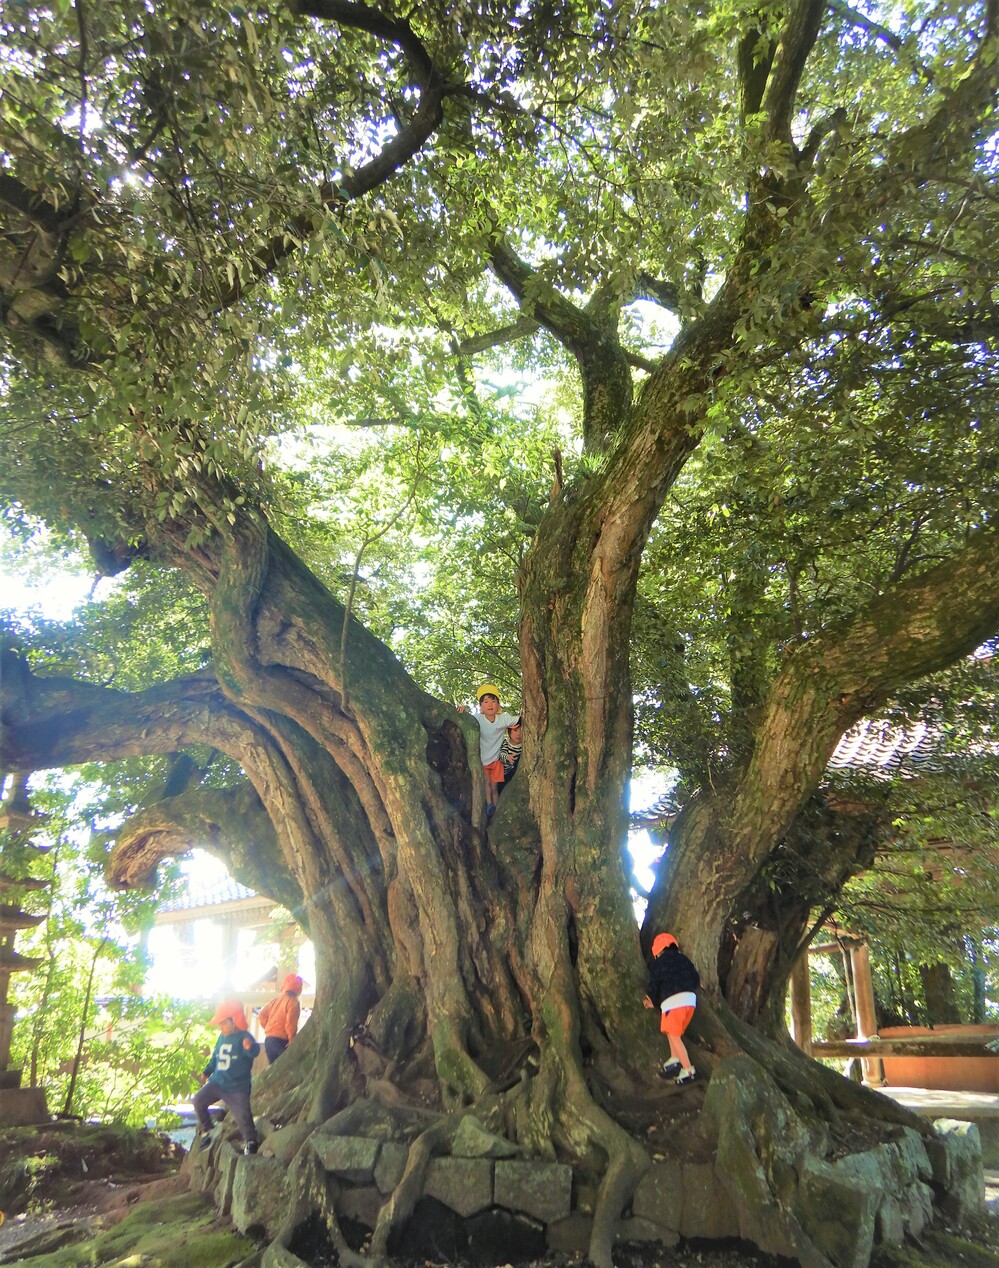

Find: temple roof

[156,873,270,918]
[827,719,945,777]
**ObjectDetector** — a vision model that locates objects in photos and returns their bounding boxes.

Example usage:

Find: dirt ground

[0,1124,188,1263]
[1,1127,998,1267]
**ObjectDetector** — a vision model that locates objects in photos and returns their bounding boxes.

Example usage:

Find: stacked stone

[184,1101,986,1268]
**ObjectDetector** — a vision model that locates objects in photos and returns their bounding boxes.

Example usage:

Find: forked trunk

[2,509,982,1268]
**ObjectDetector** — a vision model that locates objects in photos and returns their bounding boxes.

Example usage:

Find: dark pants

[265,1035,289,1063]
[192,1080,257,1145]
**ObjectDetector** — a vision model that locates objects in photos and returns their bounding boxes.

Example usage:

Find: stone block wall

[185,1111,985,1266]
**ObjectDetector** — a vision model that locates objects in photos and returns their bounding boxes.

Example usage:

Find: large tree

[2,0,999,1262]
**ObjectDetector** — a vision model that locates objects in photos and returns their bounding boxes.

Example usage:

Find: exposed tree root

[270,1144,368,1268]
[723,1004,935,1139]
[369,1116,456,1258]
[704,1056,835,1268]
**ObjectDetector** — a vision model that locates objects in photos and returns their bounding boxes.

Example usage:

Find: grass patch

[873,1227,999,1268]
[6,1191,254,1267]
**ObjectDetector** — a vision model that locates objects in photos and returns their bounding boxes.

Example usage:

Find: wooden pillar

[220,918,238,991]
[849,943,884,1086]
[790,955,813,1056]
[0,1000,15,1071]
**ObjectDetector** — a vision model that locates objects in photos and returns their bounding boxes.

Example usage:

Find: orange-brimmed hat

[651,932,678,957]
[281,973,304,994]
[210,999,248,1029]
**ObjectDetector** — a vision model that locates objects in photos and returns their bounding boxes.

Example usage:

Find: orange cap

[651,932,678,957]
[210,999,248,1029]
[281,973,304,995]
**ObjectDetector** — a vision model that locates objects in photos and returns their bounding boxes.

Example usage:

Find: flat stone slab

[232,1156,290,1237]
[929,1119,986,1223]
[796,1152,881,1268]
[374,1141,408,1193]
[262,1121,316,1162]
[679,1161,739,1241]
[494,1159,572,1224]
[617,1215,680,1248]
[424,1156,493,1216]
[337,1184,383,1229]
[547,1211,592,1254]
[312,1134,380,1182]
[632,1159,682,1231]
[213,1142,241,1217]
[452,1115,519,1159]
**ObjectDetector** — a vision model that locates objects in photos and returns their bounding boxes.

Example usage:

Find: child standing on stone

[194,998,261,1154]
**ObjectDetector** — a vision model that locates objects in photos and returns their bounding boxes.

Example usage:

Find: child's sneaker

[674,1067,696,1086]
[243,1141,258,1156]
[197,1130,214,1151]
[658,1059,682,1080]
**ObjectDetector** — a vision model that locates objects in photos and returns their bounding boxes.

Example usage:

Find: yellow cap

[476,683,501,701]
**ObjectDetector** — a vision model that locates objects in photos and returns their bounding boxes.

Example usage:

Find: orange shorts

[660,1005,695,1036]
[483,760,505,783]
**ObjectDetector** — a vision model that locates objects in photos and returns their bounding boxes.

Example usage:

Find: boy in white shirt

[458,684,519,818]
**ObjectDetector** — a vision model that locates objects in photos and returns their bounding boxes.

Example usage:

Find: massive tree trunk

[6,184,999,1268]
[8,466,998,1265]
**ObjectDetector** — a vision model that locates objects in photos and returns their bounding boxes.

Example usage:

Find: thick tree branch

[214,6,452,309]
[108,782,303,918]
[291,0,435,87]
[827,0,903,54]
[456,315,540,356]
[488,239,601,356]
[737,523,999,855]
[797,106,848,166]
[0,2,456,360]
[457,313,655,373]
[889,8,999,172]
[0,650,250,772]
[634,272,693,316]
[488,238,632,450]
[738,29,776,121]
[763,0,827,144]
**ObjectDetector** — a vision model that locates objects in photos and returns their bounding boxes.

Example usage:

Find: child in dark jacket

[193,998,261,1154]
[644,932,699,1085]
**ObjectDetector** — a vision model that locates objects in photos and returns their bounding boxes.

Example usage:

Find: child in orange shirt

[258,973,303,1063]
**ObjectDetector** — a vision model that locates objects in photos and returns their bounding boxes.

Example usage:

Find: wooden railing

[811,1034,999,1059]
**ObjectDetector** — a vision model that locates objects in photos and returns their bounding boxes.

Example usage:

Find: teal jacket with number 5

[203,1028,260,1092]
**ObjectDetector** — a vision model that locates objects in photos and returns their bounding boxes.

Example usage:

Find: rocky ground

[1,1126,998,1267]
